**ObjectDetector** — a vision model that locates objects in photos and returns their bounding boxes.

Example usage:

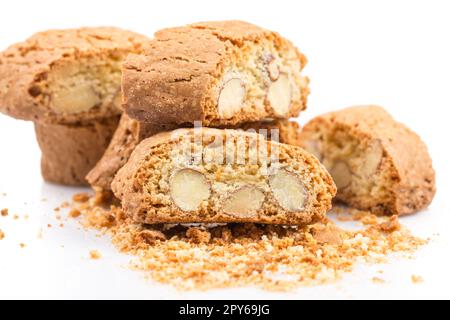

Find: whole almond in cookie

[300,105,436,215]
[122,20,309,126]
[111,128,335,225]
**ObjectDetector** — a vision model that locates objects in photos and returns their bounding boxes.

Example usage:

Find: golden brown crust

[300,105,436,215]
[123,20,308,126]
[238,119,302,147]
[87,115,301,191]
[0,27,148,124]
[86,114,178,190]
[35,116,119,186]
[111,128,336,225]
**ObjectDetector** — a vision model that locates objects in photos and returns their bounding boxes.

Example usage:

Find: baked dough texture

[299,105,436,215]
[0,27,148,124]
[87,114,302,190]
[35,116,119,185]
[86,114,177,190]
[122,20,309,126]
[111,128,335,225]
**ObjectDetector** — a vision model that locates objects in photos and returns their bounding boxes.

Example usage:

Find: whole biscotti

[299,105,436,215]
[111,128,335,225]
[122,20,309,126]
[87,114,302,191]
[0,27,148,124]
[35,117,119,185]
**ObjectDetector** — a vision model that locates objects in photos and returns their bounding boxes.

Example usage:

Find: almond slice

[51,84,100,114]
[269,169,307,211]
[361,140,383,176]
[222,186,265,218]
[267,59,280,81]
[330,161,352,189]
[217,78,246,119]
[170,169,211,211]
[267,74,292,116]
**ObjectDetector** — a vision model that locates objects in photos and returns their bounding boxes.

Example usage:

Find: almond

[170,169,211,211]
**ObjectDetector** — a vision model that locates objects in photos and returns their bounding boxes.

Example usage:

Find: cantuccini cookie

[122,20,309,126]
[111,128,335,225]
[87,114,302,191]
[35,117,119,185]
[86,114,177,190]
[299,105,436,215]
[0,27,148,124]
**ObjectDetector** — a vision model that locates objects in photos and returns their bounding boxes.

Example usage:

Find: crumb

[54,207,60,212]
[60,201,70,209]
[72,193,90,203]
[59,223,64,228]
[47,224,52,228]
[0,229,4,240]
[93,189,114,206]
[2,192,6,196]
[372,277,385,284]
[1,208,8,217]
[377,216,401,233]
[13,214,19,220]
[411,275,424,284]
[72,197,428,291]
[19,243,26,248]
[24,214,29,220]
[135,229,166,245]
[186,227,211,244]
[69,209,81,218]
[41,198,47,202]
[311,224,343,245]
[89,250,102,260]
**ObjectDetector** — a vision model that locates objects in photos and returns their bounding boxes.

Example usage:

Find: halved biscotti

[111,128,335,225]
[299,105,436,215]
[0,27,148,124]
[87,114,302,191]
[123,20,309,126]
[34,116,119,185]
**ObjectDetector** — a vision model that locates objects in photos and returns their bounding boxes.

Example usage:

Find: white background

[0,0,450,299]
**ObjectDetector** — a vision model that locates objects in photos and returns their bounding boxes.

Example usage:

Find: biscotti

[111,128,335,225]
[0,27,148,124]
[86,114,177,190]
[299,105,436,215]
[35,117,119,185]
[87,114,302,191]
[122,20,309,126]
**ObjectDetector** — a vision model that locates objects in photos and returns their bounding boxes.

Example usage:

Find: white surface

[1,0,450,299]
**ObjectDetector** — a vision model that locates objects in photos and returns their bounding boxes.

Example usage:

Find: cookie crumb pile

[70,194,426,291]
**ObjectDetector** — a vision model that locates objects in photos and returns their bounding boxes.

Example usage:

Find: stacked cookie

[0,27,149,185]
[0,21,436,225]
[88,20,337,225]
